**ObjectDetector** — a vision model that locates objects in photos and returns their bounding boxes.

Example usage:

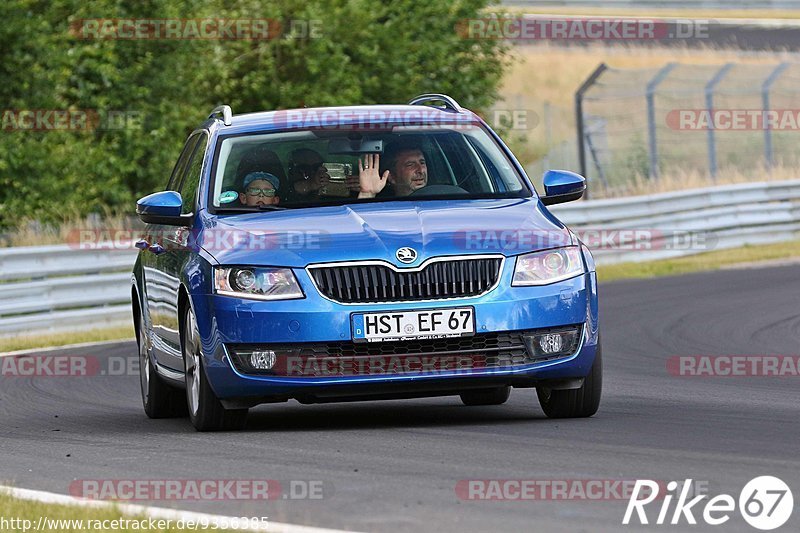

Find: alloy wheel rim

[139,319,150,404]
[185,310,200,416]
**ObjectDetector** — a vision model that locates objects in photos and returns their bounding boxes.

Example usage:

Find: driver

[357,141,428,199]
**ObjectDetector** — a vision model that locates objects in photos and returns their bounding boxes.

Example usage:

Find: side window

[166,133,200,191]
[178,133,209,214]
[435,133,485,191]
[466,137,504,193]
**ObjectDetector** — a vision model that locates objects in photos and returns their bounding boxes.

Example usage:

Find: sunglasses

[246,187,277,197]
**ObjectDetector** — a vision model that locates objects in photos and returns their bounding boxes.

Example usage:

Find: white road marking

[0,339,134,357]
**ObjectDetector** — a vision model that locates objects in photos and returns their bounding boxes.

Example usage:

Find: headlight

[214,267,304,300]
[512,246,585,286]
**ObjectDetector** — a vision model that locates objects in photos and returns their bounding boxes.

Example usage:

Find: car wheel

[183,307,248,431]
[460,386,511,406]
[138,313,186,418]
[537,342,602,418]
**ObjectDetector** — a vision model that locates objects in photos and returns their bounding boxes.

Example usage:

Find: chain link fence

[574,62,800,195]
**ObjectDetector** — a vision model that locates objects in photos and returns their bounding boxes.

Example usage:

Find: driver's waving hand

[357,141,428,199]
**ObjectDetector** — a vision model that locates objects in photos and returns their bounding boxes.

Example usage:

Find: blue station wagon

[132,94,601,431]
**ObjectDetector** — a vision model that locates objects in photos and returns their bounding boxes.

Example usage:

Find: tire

[460,386,511,406]
[537,343,602,418]
[137,312,187,418]
[184,307,248,431]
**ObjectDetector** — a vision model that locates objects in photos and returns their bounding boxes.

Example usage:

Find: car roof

[207,104,483,135]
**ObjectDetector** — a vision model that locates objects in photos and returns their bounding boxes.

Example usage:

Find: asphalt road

[1,265,799,532]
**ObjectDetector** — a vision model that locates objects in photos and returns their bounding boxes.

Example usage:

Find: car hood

[200,198,572,268]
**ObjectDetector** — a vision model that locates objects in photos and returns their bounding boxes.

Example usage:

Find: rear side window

[179,132,209,214]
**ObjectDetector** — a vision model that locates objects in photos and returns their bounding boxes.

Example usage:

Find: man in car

[357,141,428,199]
[239,171,281,207]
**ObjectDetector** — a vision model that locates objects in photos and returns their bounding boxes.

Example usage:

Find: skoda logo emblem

[396,247,418,264]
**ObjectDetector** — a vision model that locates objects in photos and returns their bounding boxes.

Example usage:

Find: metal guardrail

[0,248,137,336]
[550,180,800,263]
[2,180,799,336]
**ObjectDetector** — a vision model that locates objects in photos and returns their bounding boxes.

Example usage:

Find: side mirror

[541,170,586,206]
[136,191,193,226]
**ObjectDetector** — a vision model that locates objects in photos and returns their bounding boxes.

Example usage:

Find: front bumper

[194,268,599,403]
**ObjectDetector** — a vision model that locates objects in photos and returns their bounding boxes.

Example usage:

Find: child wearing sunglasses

[239,171,281,207]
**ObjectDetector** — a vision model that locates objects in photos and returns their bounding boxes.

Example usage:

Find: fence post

[762,62,789,170]
[583,119,608,191]
[575,63,608,187]
[646,63,677,180]
[705,63,734,180]
[543,101,552,170]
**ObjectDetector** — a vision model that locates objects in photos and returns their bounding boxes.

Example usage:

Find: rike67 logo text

[623,477,793,530]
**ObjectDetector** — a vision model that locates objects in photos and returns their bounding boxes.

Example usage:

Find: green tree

[0,0,509,229]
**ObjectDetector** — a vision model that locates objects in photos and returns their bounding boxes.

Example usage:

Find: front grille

[308,257,503,303]
[227,326,581,378]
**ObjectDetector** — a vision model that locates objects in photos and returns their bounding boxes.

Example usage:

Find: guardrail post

[646,63,677,180]
[575,63,608,192]
[705,63,734,180]
[762,63,789,170]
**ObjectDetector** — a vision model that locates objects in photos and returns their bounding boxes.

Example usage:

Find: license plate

[352,307,474,343]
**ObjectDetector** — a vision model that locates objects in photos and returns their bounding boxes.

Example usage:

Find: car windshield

[210,124,530,210]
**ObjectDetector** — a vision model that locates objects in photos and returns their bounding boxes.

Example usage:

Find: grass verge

[0,325,134,354]
[598,240,800,283]
[0,491,236,532]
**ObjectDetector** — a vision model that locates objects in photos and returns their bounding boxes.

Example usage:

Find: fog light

[250,350,276,370]
[523,326,582,360]
[539,333,563,354]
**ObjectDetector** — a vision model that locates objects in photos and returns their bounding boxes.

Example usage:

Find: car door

[152,131,210,370]
[143,132,200,368]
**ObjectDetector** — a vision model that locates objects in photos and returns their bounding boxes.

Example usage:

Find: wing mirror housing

[541,170,586,206]
[136,191,193,226]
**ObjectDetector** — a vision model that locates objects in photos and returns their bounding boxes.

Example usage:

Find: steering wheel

[409,184,469,197]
